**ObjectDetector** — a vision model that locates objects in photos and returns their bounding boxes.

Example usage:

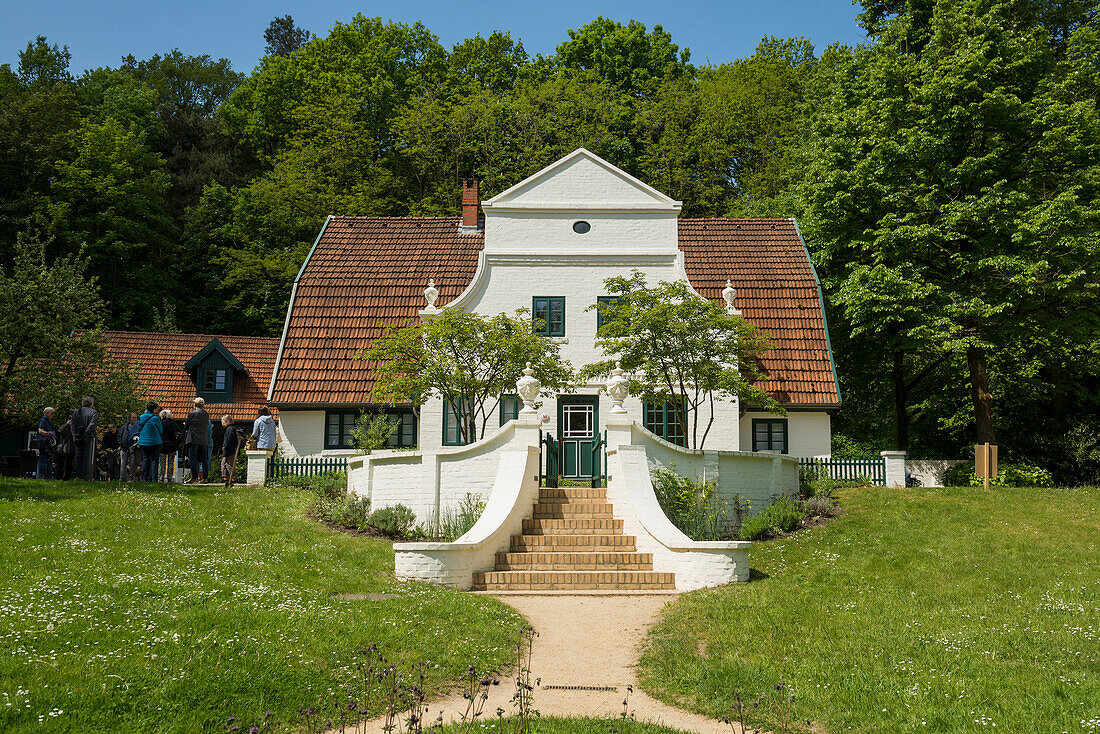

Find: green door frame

[558,395,599,480]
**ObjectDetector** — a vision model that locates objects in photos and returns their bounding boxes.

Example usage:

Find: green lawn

[638,485,1100,733]
[0,479,523,733]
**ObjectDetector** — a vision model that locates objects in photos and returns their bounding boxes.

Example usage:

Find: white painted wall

[739,410,832,458]
[631,425,799,518]
[278,410,325,457]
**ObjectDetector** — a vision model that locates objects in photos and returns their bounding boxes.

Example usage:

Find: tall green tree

[556,17,692,99]
[797,0,1100,445]
[264,15,313,57]
[46,114,173,326]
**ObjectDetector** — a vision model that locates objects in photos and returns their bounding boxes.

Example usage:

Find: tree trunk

[967,345,996,444]
[892,350,910,451]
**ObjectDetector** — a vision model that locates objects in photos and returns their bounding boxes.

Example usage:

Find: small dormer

[184,338,247,404]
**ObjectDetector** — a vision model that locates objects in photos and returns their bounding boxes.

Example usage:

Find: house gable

[481,149,681,257]
[483,148,680,212]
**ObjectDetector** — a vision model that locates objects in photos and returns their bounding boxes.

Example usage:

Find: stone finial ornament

[424,279,439,309]
[516,362,540,413]
[606,361,629,414]
[722,279,742,315]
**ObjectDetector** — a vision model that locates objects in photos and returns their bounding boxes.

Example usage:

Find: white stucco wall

[631,425,799,519]
[278,410,326,457]
[739,410,832,458]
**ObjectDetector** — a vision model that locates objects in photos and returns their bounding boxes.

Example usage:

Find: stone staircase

[472,485,675,591]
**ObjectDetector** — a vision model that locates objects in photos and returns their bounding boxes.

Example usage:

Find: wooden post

[974,442,998,489]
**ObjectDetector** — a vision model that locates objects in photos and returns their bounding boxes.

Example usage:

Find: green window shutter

[532,297,565,337]
[499,395,520,426]
[443,398,472,446]
[596,296,622,331]
[643,399,687,447]
[752,418,788,453]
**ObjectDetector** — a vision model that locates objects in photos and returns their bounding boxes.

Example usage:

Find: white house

[265,149,841,590]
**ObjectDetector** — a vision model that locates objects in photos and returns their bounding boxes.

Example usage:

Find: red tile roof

[679,219,840,405]
[269,216,839,407]
[268,216,483,405]
[100,331,279,420]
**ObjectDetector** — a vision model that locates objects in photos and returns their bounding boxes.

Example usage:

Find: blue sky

[1,0,867,75]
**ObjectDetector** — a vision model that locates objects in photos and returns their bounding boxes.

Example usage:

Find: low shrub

[368,504,418,538]
[944,462,1054,488]
[651,465,737,541]
[804,494,839,519]
[831,434,880,458]
[799,462,868,498]
[436,492,486,541]
[314,493,372,531]
[739,496,804,540]
[279,470,346,500]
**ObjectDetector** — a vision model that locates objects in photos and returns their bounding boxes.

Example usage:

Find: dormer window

[203,369,227,392]
[184,338,247,404]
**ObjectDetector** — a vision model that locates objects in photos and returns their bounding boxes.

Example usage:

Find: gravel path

[354,593,733,733]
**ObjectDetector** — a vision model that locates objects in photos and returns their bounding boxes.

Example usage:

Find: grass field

[638,485,1100,733]
[0,479,523,733]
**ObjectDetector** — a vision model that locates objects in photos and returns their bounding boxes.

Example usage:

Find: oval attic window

[573,221,591,234]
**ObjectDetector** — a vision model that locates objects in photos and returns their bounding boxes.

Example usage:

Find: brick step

[521,517,623,535]
[472,570,675,591]
[510,534,636,551]
[495,551,653,571]
[532,502,613,518]
[539,487,607,501]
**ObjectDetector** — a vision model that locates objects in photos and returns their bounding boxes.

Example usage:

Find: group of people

[33,396,280,486]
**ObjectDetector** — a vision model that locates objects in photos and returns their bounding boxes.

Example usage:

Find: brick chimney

[461,178,481,231]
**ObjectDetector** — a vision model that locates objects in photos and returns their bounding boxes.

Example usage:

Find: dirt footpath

[356,594,732,733]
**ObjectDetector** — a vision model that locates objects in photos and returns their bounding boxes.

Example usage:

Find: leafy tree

[18,36,72,88]
[264,15,312,57]
[0,70,79,250]
[0,232,141,427]
[222,15,447,159]
[449,31,527,94]
[362,308,574,444]
[797,0,1100,445]
[580,272,780,449]
[556,17,692,98]
[120,51,250,213]
[46,114,173,326]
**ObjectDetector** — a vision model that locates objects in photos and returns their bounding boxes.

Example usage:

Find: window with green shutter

[596,295,622,332]
[752,418,788,453]
[532,297,565,337]
[325,409,417,450]
[643,399,687,447]
[443,398,474,446]
[499,394,520,426]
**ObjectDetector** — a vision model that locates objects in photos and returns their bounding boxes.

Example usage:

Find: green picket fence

[798,456,886,485]
[267,455,348,481]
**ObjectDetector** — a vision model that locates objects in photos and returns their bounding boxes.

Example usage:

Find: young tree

[580,272,781,449]
[361,308,574,444]
[796,0,1100,444]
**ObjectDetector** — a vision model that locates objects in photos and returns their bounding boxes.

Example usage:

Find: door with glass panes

[558,396,598,480]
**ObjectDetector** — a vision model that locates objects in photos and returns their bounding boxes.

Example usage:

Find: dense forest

[1,1,1099,481]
